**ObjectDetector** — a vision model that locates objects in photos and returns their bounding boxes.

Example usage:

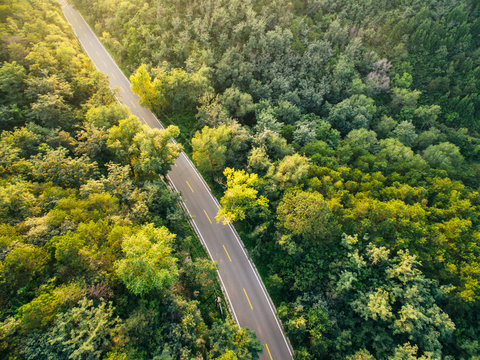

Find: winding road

[59,1,293,359]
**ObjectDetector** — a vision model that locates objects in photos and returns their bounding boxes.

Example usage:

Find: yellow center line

[223,244,232,262]
[186,180,194,192]
[203,209,212,224]
[243,288,253,310]
[265,344,273,360]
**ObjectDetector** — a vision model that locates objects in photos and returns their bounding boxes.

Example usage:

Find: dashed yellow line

[243,288,253,310]
[265,344,273,360]
[223,244,232,262]
[186,180,194,192]
[203,209,212,224]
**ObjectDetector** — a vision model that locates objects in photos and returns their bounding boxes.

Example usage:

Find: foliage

[0,1,262,359]
[217,168,269,224]
[115,223,178,296]
[10,0,480,358]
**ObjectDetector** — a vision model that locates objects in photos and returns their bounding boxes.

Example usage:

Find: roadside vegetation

[71,0,480,358]
[0,1,263,359]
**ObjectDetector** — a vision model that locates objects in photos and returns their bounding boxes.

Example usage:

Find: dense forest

[0,0,263,359]
[1,0,479,358]
[69,0,480,358]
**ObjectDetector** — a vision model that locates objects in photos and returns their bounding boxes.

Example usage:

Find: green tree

[133,125,182,179]
[85,103,129,128]
[216,168,269,224]
[422,142,464,169]
[192,125,231,174]
[393,121,417,147]
[274,154,310,189]
[46,298,122,360]
[106,116,142,165]
[115,223,178,296]
[328,94,376,134]
[277,189,334,240]
[0,61,26,105]
[208,319,263,360]
[31,147,97,187]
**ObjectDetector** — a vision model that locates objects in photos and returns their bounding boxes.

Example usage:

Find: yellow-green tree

[133,125,182,179]
[115,223,178,296]
[192,125,231,174]
[216,168,268,224]
[130,62,211,114]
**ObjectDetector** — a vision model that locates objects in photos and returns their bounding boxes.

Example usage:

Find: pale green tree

[46,298,121,360]
[247,146,273,176]
[422,142,464,169]
[85,103,129,128]
[31,147,97,187]
[115,223,178,296]
[393,121,417,147]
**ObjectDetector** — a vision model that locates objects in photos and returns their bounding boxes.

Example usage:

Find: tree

[0,181,37,222]
[392,121,417,147]
[274,153,310,189]
[115,223,178,296]
[328,94,376,134]
[46,298,122,360]
[31,147,97,187]
[129,64,156,109]
[294,118,317,145]
[85,103,129,128]
[196,92,233,128]
[133,125,182,179]
[247,147,273,176]
[28,93,74,129]
[192,125,230,174]
[422,142,464,169]
[208,319,263,360]
[75,123,108,161]
[330,235,456,359]
[0,61,25,105]
[216,168,269,224]
[277,189,333,240]
[344,128,378,152]
[221,86,255,119]
[0,243,48,298]
[131,63,211,114]
[19,282,86,330]
[106,116,142,165]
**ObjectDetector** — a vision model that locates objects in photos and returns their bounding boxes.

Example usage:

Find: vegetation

[0,0,262,359]
[72,0,480,358]
[2,0,480,358]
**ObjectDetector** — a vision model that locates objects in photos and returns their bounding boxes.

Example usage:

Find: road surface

[59,1,293,359]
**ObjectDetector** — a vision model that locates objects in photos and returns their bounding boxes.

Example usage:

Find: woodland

[0,0,262,359]
[1,0,480,359]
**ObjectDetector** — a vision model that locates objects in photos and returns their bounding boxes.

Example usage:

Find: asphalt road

[59,1,293,359]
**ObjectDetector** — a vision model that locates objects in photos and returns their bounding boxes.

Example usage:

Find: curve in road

[59,1,293,359]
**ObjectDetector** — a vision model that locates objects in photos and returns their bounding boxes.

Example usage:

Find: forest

[68,0,480,358]
[2,0,480,359]
[0,0,263,359]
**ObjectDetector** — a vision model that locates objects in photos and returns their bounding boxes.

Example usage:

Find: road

[59,1,293,359]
